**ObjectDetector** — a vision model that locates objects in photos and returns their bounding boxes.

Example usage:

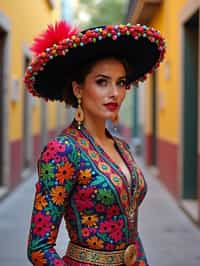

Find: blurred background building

[0,0,70,197]
[0,0,131,199]
[126,0,200,226]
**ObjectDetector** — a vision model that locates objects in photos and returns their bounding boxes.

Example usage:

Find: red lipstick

[104,103,118,111]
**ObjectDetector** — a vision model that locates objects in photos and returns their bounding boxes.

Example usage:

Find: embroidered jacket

[27,121,148,265]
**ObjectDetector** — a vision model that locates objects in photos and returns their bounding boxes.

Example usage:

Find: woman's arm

[27,136,79,265]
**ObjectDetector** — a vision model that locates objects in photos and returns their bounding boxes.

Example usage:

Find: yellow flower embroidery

[78,169,92,184]
[35,193,47,210]
[50,186,66,205]
[86,236,104,249]
[82,214,98,227]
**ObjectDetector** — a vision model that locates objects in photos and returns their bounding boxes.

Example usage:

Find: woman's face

[73,58,127,122]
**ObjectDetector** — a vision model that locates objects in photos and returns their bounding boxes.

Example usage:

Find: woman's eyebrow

[95,74,111,79]
[95,74,126,79]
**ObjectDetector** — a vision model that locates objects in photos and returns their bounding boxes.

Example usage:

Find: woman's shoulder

[44,123,79,148]
[38,131,80,164]
[44,134,76,150]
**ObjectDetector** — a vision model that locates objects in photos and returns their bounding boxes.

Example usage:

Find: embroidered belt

[66,242,137,266]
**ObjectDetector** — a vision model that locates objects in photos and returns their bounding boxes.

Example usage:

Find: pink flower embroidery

[33,220,51,237]
[99,221,113,233]
[53,154,63,163]
[106,205,120,218]
[105,243,115,250]
[74,187,95,211]
[75,199,94,212]
[74,187,94,200]
[32,212,51,225]
[32,212,51,237]
[95,203,105,212]
[109,230,122,242]
[53,258,65,265]
[47,140,65,152]
[116,219,124,229]
[41,140,66,163]
[81,228,90,237]
[41,149,56,163]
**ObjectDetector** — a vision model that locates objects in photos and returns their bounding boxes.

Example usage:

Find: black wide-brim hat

[24,21,166,101]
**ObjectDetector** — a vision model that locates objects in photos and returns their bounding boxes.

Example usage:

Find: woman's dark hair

[62,55,130,108]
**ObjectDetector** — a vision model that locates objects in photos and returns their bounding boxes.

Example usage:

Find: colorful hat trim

[24,22,166,102]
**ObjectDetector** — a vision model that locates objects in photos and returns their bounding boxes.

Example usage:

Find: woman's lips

[104,103,118,111]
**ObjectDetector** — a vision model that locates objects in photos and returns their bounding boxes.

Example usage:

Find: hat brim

[25,24,166,101]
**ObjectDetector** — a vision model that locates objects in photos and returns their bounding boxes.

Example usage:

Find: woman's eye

[96,79,107,86]
[117,79,126,87]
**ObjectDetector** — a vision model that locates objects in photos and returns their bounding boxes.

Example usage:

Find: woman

[25,21,166,266]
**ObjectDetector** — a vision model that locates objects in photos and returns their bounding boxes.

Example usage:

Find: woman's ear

[72,81,82,98]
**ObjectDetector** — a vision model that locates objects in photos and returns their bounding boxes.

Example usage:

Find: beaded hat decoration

[24,21,166,102]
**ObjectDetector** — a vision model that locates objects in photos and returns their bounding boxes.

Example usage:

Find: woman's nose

[110,83,119,97]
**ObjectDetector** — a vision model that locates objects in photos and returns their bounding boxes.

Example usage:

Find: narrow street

[137,158,200,266]
[0,156,200,266]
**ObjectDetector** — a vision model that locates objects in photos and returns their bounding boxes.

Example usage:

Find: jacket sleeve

[134,233,149,266]
[27,136,80,265]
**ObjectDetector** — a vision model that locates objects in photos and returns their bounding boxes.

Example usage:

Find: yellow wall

[145,0,187,144]
[0,0,61,141]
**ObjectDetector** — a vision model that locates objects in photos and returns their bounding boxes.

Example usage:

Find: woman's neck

[83,116,109,143]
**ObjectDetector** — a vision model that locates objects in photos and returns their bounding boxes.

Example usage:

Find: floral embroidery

[35,193,47,210]
[95,203,105,213]
[96,188,114,205]
[82,214,99,227]
[39,162,55,179]
[74,187,95,211]
[32,213,51,237]
[109,229,122,242]
[31,250,47,265]
[99,220,114,233]
[105,243,115,250]
[86,236,104,250]
[106,205,120,219]
[47,229,57,244]
[56,161,75,184]
[42,149,56,163]
[53,258,65,265]
[78,169,92,184]
[81,228,90,237]
[50,186,66,205]
[27,122,148,265]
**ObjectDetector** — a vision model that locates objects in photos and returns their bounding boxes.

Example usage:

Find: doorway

[182,11,199,218]
[22,56,33,176]
[0,28,6,185]
[151,71,157,166]
[0,21,9,190]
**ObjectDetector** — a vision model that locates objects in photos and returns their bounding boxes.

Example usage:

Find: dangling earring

[112,113,119,132]
[75,96,84,129]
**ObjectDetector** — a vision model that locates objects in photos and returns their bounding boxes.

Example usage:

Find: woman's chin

[104,114,116,120]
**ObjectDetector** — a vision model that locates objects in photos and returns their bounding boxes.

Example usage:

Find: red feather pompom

[31,20,79,55]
